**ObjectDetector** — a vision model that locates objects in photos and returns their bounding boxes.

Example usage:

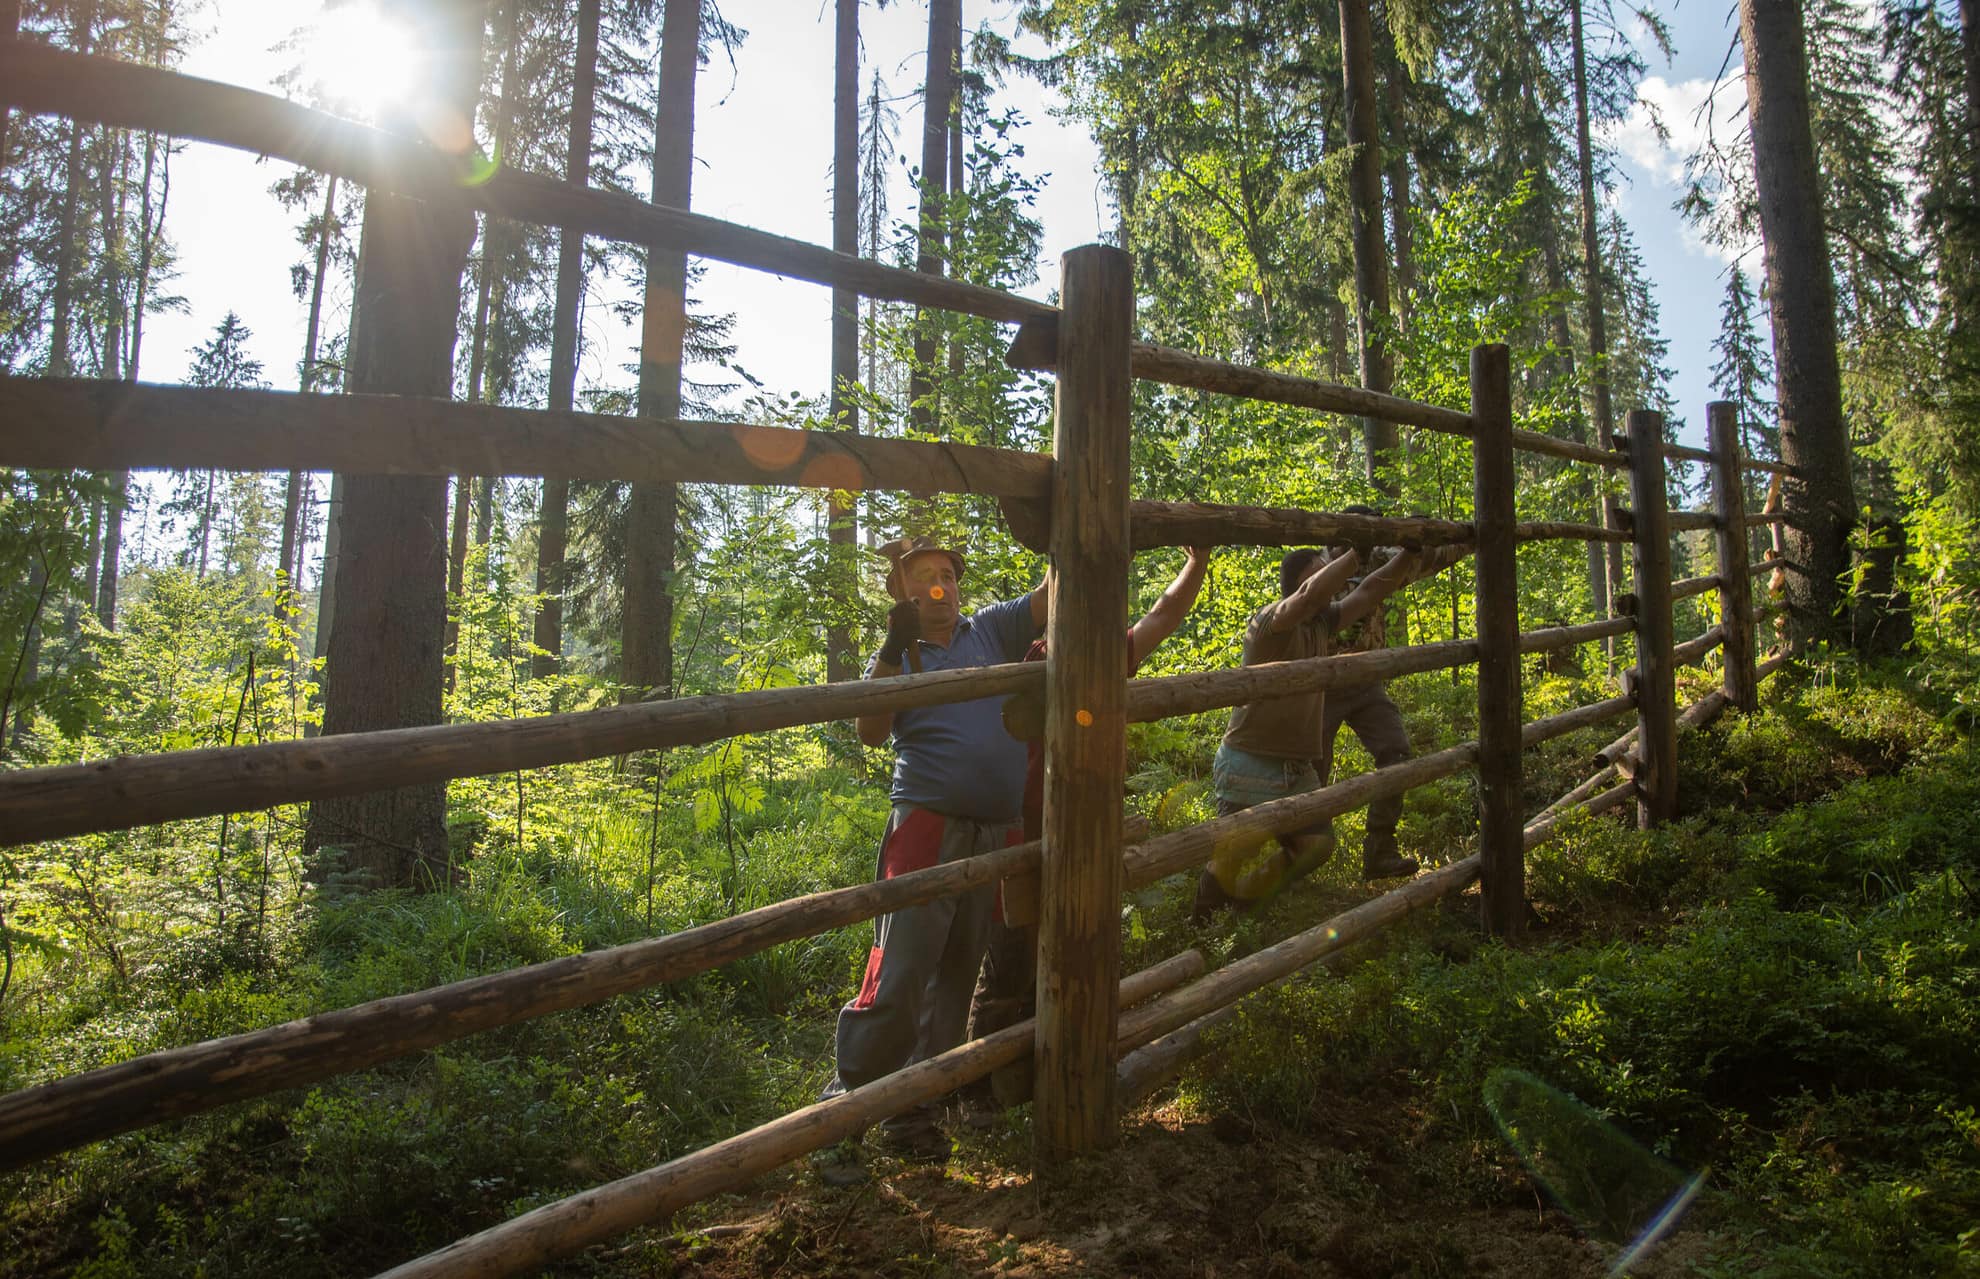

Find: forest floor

[653,1080,1633,1278]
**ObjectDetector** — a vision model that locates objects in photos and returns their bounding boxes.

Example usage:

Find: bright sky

[146,0,1745,450]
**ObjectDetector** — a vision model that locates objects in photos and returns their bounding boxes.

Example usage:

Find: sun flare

[299,2,420,120]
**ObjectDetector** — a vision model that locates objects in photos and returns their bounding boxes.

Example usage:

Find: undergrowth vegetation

[3,653,1978,1276]
[1186,657,1980,1276]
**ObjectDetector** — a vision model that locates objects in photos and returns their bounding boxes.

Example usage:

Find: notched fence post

[1626,409,1678,826]
[1470,344,1524,939]
[1036,244,1133,1157]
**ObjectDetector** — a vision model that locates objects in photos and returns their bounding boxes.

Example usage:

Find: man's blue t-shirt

[877,595,1039,821]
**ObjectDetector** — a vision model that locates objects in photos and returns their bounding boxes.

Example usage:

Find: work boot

[1192,867,1241,920]
[1360,832,1418,879]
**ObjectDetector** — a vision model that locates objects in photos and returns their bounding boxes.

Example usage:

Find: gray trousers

[824,804,1016,1124]
[1320,683,1413,852]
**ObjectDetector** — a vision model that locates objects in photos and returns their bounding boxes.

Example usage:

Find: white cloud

[1606,74,1746,188]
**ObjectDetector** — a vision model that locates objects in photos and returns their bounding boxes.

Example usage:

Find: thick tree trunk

[535,0,600,681]
[623,0,702,701]
[1339,0,1396,500]
[826,0,861,684]
[1740,0,1855,645]
[304,0,482,888]
[908,0,958,434]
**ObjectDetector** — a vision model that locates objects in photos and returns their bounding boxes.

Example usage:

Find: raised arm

[1028,568,1053,632]
[1257,549,1360,634]
[1128,546,1212,669]
[1333,547,1425,631]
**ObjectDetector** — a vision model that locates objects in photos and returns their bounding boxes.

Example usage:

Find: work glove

[878,598,922,666]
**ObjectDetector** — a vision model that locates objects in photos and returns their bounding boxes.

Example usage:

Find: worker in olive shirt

[819,535,1047,1161]
[1196,542,1427,915]
[1320,507,1475,878]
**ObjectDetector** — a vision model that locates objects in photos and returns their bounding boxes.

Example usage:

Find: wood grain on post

[0,46,1057,328]
[375,953,1203,1279]
[1626,409,1680,826]
[1036,245,1133,1157]
[1710,405,1758,716]
[0,378,1052,499]
[0,663,1044,848]
[0,833,1046,1173]
[1471,344,1525,938]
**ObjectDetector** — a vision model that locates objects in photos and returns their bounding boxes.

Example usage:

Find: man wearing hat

[821,535,1047,1162]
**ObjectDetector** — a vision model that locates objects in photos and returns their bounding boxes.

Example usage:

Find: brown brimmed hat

[875,535,966,602]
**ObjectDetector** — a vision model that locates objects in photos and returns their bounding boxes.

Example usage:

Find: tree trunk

[534,0,599,681]
[1383,77,1415,333]
[281,173,338,632]
[304,0,482,888]
[826,0,861,684]
[1339,0,1396,500]
[908,0,958,434]
[445,474,471,696]
[1740,0,1854,645]
[46,4,92,380]
[623,0,701,701]
[1963,0,1979,208]
[1569,0,1615,622]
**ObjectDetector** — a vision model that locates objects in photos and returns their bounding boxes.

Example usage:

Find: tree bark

[908,0,958,433]
[281,173,339,634]
[1740,0,1854,646]
[304,0,483,888]
[534,0,600,680]
[1383,75,1415,333]
[623,0,702,700]
[826,0,861,684]
[1339,0,1397,499]
[1569,0,1616,624]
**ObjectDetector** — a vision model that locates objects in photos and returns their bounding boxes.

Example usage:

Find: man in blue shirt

[821,535,1047,1163]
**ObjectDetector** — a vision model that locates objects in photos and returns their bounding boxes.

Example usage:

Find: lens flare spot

[739,427,809,472]
[1075,708,1093,727]
[930,586,946,601]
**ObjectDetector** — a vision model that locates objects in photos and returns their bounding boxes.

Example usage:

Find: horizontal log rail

[1111,500,1477,555]
[0,45,1055,328]
[1748,511,1789,526]
[1745,457,1793,477]
[1122,641,1476,723]
[1011,498,1637,556]
[1116,856,1482,1050]
[1672,624,1726,667]
[1662,442,1716,465]
[1522,779,1636,849]
[377,952,1205,1279]
[1671,572,1722,602]
[1116,1004,1246,1106]
[0,829,1060,1173]
[1669,510,1721,533]
[0,378,1052,499]
[0,663,1045,847]
[1518,616,1635,651]
[1011,322,1629,469]
[1515,520,1631,544]
[0,611,1638,851]
[1536,763,1619,820]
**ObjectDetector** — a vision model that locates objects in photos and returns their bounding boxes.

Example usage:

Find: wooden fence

[0,40,1793,1279]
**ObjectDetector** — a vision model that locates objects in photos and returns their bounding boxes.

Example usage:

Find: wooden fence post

[1709,402,1758,714]
[1036,244,1133,1157]
[1626,409,1678,826]
[1470,344,1524,939]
